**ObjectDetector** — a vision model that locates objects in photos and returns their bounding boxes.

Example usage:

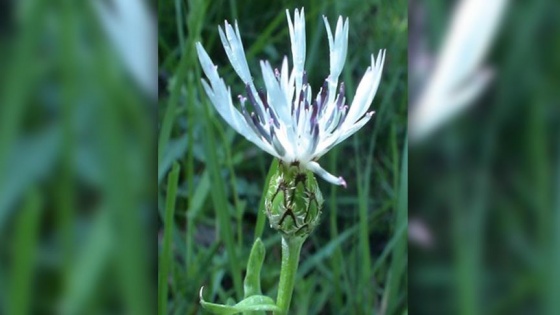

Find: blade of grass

[159,162,181,315]
[185,1,202,290]
[60,208,112,315]
[8,189,41,315]
[201,99,243,299]
[548,128,560,315]
[186,170,209,282]
[298,225,358,277]
[254,159,279,239]
[354,132,373,313]
[95,18,154,313]
[0,0,43,233]
[175,0,185,53]
[212,121,244,248]
[158,0,207,168]
[328,148,344,309]
[385,136,408,315]
[59,0,78,276]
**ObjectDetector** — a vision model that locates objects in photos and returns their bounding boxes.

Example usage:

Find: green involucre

[265,161,324,238]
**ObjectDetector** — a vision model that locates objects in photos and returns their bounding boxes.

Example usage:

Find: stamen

[306,124,320,156]
[267,107,280,128]
[295,98,302,123]
[244,84,279,129]
[325,102,339,129]
[241,104,261,137]
[253,103,266,124]
[310,101,318,124]
[251,112,272,143]
[317,79,329,114]
[299,88,305,104]
[245,84,266,122]
[337,82,345,108]
[293,88,305,117]
[257,89,269,110]
[333,105,349,130]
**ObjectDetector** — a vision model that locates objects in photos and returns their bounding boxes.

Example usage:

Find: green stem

[275,235,305,315]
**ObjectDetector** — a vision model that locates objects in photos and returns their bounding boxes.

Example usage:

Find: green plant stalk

[174,0,185,53]
[275,236,305,315]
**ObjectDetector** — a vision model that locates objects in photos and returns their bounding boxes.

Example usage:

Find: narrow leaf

[200,289,281,315]
[254,159,278,239]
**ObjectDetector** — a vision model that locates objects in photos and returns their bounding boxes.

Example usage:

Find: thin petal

[280,56,292,102]
[260,60,291,124]
[196,43,281,159]
[322,15,349,105]
[322,16,335,51]
[316,111,375,157]
[411,68,492,141]
[343,50,385,129]
[218,21,252,83]
[306,161,347,188]
[196,42,220,83]
[323,16,349,79]
[287,8,306,93]
[217,23,277,132]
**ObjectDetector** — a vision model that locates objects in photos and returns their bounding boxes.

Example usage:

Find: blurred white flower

[93,0,157,98]
[197,8,385,187]
[409,0,507,141]
[408,217,434,249]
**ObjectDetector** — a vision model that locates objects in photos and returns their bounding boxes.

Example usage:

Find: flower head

[196,8,385,187]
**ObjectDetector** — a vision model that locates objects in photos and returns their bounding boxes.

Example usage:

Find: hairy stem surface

[275,235,305,315]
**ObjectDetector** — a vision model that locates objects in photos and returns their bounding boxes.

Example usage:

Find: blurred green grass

[158,0,407,314]
[0,1,156,314]
[409,1,560,314]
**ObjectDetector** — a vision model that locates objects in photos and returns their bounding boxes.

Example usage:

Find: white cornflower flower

[196,8,385,187]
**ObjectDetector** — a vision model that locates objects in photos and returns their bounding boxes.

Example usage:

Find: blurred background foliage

[0,0,156,314]
[158,0,407,314]
[409,0,560,314]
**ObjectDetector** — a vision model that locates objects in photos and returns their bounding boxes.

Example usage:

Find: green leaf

[187,170,210,219]
[200,289,281,315]
[254,159,278,239]
[0,127,59,233]
[243,238,265,298]
[157,136,188,184]
[9,189,41,315]
[60,208,112,315]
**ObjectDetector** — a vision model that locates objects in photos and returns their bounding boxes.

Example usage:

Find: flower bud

[265,161,324,238]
